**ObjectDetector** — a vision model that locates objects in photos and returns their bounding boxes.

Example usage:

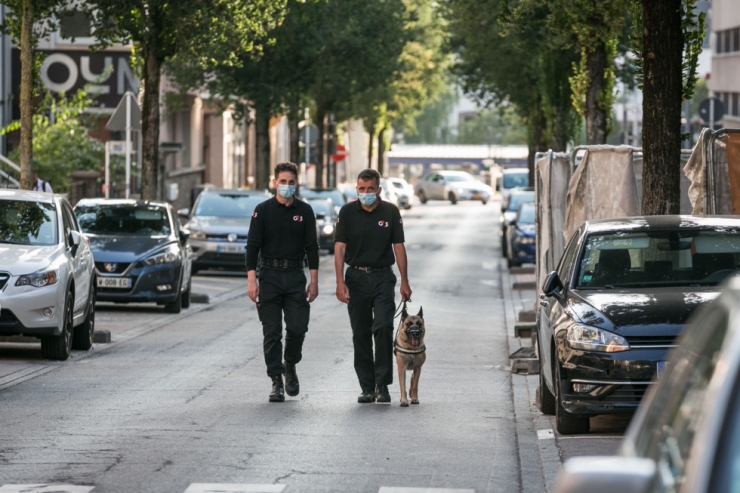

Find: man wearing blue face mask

[334,168,412,404]
[246,162,319,402]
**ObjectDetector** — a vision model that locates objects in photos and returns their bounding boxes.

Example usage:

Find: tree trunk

[315,106,326,188]
[377,123,388,176]
[366,119,376,172]
[141,46,162,200]
[255,108,271,191]
[585,41,609,145]
[552,106,568,152]
[641,0,683,215]
[288,116,300,165]
[19,0,34,190]
[527,98,548,186]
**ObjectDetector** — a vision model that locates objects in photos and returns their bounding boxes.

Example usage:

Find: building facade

[710,0,740,129]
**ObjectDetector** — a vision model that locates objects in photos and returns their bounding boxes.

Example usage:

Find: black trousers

[257,268,310,377]
[345,268,397,391]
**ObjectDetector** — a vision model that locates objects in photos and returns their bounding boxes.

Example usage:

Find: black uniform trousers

[345,268,397,391]
[257,268,310,377]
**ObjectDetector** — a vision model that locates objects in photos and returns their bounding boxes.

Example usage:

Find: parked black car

[500,188,535,257]
[537,215,740,434]
[505,201,536,268]
[307,198,338,254]
[74,199,193,313]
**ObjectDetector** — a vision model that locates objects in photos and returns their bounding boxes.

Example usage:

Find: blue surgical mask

[277,184,295,198]
[358,192,377,206]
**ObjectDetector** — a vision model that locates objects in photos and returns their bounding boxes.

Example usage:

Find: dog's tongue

[411,337,420,346]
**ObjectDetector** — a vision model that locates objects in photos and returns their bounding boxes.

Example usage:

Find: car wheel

[419,191,428,204]
[554,360,590,435]
[181,277,191,309]
[448,192,457,205]
[41,290,74,361]
[72,282,95,351]
[538,338,556,415]
[164,286,183,314]
[501,234,508,258]
[192,266,200,276]
[481,199,488,205]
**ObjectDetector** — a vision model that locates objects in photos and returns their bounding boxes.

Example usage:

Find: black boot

[358,389,376,403]
[269,375,285,402]
[375,385,391,403]
[284,362,299,397]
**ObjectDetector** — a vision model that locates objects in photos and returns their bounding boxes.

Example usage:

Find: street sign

[699,97,725,124]
[299,124,319,145]
[331,144,347,162]
[106,92,141,131]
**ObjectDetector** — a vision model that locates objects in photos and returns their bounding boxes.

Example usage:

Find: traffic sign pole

[125,94,131,199]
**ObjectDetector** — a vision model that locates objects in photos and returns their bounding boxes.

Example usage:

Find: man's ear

[417,306,423,318]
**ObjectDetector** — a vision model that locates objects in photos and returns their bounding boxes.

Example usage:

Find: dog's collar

[394,344,426,355]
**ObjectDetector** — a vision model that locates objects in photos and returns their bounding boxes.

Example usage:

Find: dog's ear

[417,306,423,319]
[402,306,409,320]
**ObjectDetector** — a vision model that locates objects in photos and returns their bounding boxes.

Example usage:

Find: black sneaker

[284,362,299,396]
[357,390,376,403]
[269,375,285,402]
[375,385,391,403]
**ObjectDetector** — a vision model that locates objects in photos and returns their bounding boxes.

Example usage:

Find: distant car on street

[497,167,529,203]
[75,199,193,314]
[416,170,493,205]
[180,189,270,274]
[381,178,401,208]
[505,201,535,268]
[297,186,346,215]
[0,189,96,360]
[387,177,414,209]
[307,198,338,254]
[538,215,740,435]
[338,183,358,202]
[555,274,740,493]
[500,188,535,257]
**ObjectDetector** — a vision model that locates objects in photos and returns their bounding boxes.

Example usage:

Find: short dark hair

[357,168,380,186]
[274,162,299,181]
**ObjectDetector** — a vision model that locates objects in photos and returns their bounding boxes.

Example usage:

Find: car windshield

[503,172,529,189]
[299,188,345,205]
[445,174,474,183]
[576,230,740,288]
[518,203,535,224]
[391,180,405,189]
[309,200,333,217]
[193,193,265,218]
[341,186,358,199]
[506,193,536,212]
[0,200,57,245]
[76,204,171,236]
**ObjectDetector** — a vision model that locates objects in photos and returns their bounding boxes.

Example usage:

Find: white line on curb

[537,428,555,440]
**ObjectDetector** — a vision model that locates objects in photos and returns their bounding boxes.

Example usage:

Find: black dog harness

[393,301,426,355]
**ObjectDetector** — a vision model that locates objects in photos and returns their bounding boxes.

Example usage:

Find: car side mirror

[179,229,190,244]
[69,230,82,256]
[177,208,190,217]
[555,456,659,493]
[543,271,564,300]
[509,218,517,226]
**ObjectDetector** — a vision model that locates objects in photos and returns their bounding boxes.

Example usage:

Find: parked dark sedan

[505,201,536,267]
[537,215,740,434]
[500,188,535,257]
[74,199,193,313]
[307,198,337,253]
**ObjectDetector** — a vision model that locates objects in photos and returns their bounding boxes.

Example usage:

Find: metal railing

[706,128,740,214]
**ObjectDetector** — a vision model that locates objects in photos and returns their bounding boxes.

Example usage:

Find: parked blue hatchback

[74,199,193,313]
[505,201,536,268]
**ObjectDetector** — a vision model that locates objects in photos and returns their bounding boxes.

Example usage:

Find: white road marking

[182,485,285,493]
[482,261,496,270]
[537,428,555,440]
[480,279,498,286]
[0,486,95,493]
[379,489,475,493]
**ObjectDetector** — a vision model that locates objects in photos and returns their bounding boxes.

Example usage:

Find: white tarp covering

[563,146,640,241]
[684,129,732,214]
[535,153,571,297]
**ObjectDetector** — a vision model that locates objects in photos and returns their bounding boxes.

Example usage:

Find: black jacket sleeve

[303,205,319,270]
[245,205,264,271]
[391,205,405,244]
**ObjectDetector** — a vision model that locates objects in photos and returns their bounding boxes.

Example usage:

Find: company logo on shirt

[378,220,389,228]
[293,215,304,222]
[252,211,258,218]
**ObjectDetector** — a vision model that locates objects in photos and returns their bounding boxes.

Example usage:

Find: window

[60,11,92,39]
[733,93,739,118]
[734,27,740,52]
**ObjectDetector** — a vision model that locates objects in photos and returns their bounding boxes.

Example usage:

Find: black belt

[349,265,391,273]
[260,258,303,271]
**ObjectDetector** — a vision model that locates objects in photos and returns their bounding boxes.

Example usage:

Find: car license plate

[97,277,132,289]
[472,193,482,199]
[217,244,243,253]
[656,361,668,379]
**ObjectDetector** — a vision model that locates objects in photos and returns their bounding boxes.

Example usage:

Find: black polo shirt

[335,200,405,268]
[246,196,319,271]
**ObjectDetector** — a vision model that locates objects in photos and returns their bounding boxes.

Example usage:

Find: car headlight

[142,248,181,266]
[457,188,466,194]
[516,236,535,245]
[566,325,630,353]
[190,230,207,241]
[16,270,58,287]
[322,224,334,235]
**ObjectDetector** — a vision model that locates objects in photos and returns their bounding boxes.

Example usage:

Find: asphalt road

[0,198,630,493]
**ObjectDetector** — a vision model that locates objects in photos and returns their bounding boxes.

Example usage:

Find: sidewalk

[501,262,563,493]
[0,273,249,390]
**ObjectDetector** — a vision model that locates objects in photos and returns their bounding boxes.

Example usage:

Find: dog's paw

[400,401,409,407]
[411,400,419,405]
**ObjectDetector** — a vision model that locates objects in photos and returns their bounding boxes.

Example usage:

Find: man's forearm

[334,243,346,282]
[394,244,409,282]
[309,269,318,283]
[247,270,257,282]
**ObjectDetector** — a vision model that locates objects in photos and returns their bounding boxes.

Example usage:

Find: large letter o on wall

[40,53,78,93]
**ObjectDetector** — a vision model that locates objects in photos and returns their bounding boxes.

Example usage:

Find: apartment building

[711,0,740,128]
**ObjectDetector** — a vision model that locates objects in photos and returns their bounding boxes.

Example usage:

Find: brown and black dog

[394,305,426,407]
